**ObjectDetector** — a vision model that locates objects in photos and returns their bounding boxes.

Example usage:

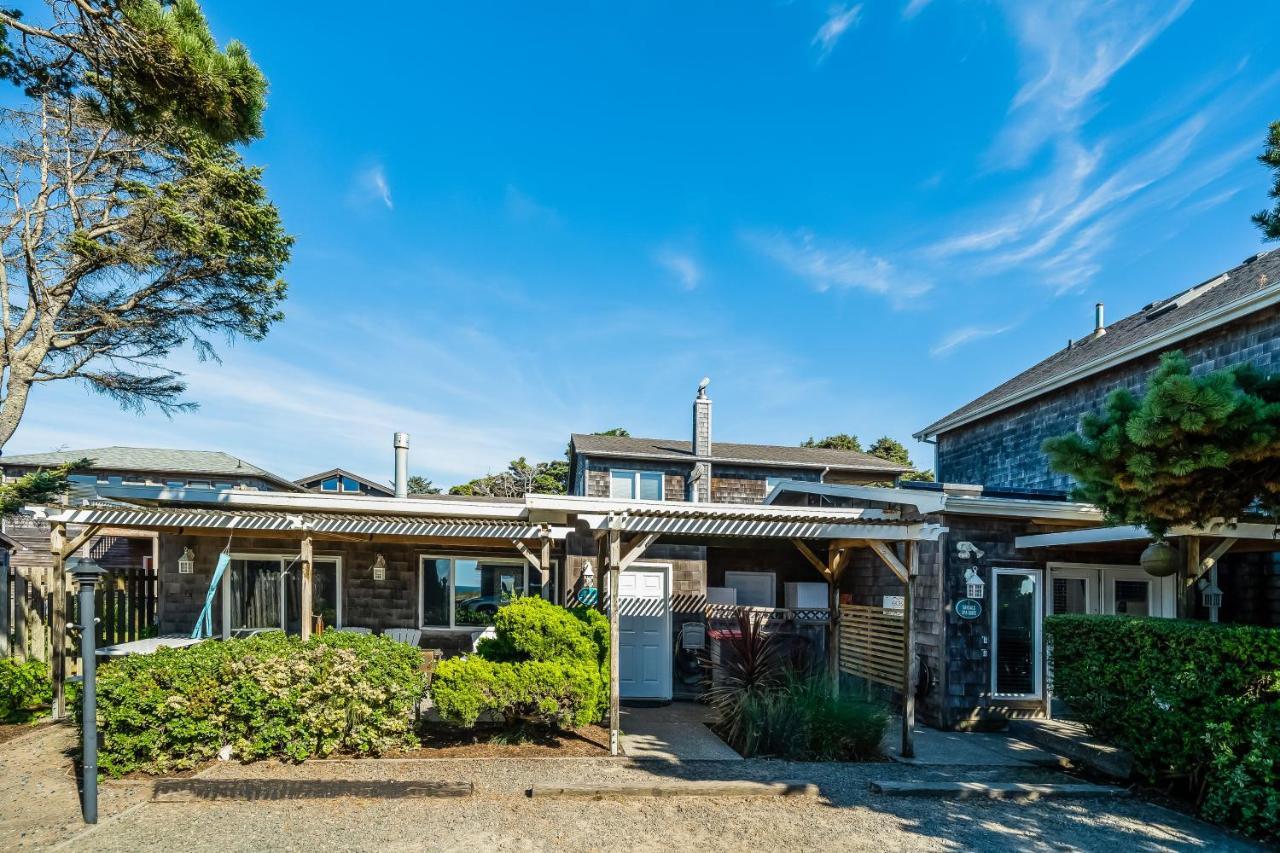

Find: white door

[617,564,671,700]
[1049,568,1098,616]
[1102,567,1175,618]
[991,568,1043,699]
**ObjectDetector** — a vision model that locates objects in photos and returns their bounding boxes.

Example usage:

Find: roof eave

[575,447,906,473]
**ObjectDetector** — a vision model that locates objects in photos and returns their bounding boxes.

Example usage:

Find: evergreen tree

[1043,350,1280,537]
[802,433,862,452]
[1255,120,1280,240]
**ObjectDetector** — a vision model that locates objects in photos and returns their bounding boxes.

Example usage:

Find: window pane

[321,477,339,491]
[638,471,663,501]
[340,476,361,492]
[453,559,483,625]
[1114,580,1150,616]
[610,471,635,499]
[995,573,1036,695]
[1053,578,1088,614]
[421,559,450,627]
[528,564,552,601]
[725,572,774,607]
[230,559,283,630]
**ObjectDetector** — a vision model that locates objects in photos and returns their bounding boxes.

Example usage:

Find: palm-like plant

[704,611,786,752]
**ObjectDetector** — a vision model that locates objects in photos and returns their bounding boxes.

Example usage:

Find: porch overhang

[1016,520,1280,550]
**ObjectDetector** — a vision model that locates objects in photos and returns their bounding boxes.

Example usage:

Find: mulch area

[389,723,611,758]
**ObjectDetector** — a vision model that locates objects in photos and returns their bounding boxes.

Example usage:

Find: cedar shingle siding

[938,303,1280,490]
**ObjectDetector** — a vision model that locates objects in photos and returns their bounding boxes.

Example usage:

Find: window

[185,480,212,489]
[991,568,1042,698]
[723,571,776,608]
[609,469,663,501]
[321,477,339,492]
[419,556,557,628]
[320,475,364,493]
[227,554,342,633]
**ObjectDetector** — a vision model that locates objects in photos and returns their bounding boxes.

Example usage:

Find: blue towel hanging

[191,551,232,639]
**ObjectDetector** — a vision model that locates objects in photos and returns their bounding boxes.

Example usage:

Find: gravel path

[2,725,1258,852]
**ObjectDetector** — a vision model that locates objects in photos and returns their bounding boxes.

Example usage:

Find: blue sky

[9,0,1280,488]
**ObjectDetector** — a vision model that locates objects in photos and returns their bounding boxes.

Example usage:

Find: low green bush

[734,674,887,761]
[1046,614,1280,841]
[0,658,52,722]
[430,597,608,729]
[83,631,426,776]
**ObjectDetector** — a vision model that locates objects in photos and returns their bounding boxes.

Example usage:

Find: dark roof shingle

[918,249,1280,438]
[570,433,909,472]
[1,446,299,490]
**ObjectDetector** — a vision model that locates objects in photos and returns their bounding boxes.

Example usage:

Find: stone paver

[883,719,1062,768]
[619,701,742,761]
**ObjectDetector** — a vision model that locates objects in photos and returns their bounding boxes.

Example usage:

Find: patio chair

[336,626,373,635]
[384,627,422,647]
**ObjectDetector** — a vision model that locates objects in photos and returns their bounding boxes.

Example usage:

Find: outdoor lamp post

[69,558,105,825]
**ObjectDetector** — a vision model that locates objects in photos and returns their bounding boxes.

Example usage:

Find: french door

[1048,564,1174,618]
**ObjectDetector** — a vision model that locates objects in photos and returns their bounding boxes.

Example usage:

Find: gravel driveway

[2,725,1257,852]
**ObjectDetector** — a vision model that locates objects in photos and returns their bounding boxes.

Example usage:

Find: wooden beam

[827,545,842,698]
[50,523,67,719]
[901,541,918,760]
[607,526,622,757]
[0,549,8,659]
[618,532,658,571]
[1193,537,1237,582]
[513,540,542,570]
[791,539,831,581]
[59,524,103,559]
[867,540,909,585]
[299,535,314,641]
[1179,536,1200,619]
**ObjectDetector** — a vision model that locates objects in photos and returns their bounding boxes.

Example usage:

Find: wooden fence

[838,604,905,689]
[4,560,157,667]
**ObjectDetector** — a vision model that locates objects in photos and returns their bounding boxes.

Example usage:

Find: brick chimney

[691,378,711,502]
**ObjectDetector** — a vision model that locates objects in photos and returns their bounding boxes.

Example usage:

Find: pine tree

[1255,120,1280,240]
[1044,350,1280,537]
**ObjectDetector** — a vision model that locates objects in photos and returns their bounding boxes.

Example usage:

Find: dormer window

[320,475,363,493]
[609,469,663,501]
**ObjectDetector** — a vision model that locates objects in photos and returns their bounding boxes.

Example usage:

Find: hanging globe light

[1140,539,1179,577]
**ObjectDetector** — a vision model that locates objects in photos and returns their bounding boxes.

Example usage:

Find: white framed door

[617,562,671,701]
[1048,566,1098,616]
[1102,567,1174,618]
[991,568,1043,700]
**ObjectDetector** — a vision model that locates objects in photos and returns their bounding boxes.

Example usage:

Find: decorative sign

[577,587,599,607]
[955,598,983,620]
[882,595,905,611]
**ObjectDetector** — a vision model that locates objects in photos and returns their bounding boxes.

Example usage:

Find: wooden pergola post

[50,523,67,719]
[0,548,9,659]
[607,524,622,757]
[1179,536,1200,619]
[901,541,919,760]
[299,535,314,640]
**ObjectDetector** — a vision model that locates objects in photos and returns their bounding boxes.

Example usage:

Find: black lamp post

[69,558,105,825]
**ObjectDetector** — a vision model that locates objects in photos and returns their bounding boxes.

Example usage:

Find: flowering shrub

[431,597,608,728]
[0,658,52,722]
[82,631,425,776]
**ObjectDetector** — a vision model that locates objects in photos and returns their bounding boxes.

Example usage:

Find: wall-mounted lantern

[371,554,387,582]
[177,547,195,574]
[964,567,986,600]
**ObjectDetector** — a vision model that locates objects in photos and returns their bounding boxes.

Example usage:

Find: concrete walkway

[619,702,742,761]
[881,719,1062,768]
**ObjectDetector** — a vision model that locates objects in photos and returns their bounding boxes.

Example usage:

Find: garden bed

[392,723,610,758]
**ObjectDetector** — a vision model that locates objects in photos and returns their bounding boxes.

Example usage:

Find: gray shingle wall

[582,459,690,500]
[937,305,1280,490]
[710,465,819,504]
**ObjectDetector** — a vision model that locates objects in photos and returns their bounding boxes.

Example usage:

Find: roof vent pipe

[393,432,409,498]
[1094,302,1106,337]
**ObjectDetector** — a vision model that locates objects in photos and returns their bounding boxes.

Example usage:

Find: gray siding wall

[936,304,1280,490]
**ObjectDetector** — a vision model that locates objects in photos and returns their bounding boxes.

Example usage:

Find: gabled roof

[569,433,910,473]
[294,467,394,496]
[916,249,1280,440]
[0,446,301,491]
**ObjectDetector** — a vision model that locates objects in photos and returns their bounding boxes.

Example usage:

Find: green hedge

[82,631,425,776]
[430,597,608,728]
[0,658,52,722]
[1046,614,1280,840]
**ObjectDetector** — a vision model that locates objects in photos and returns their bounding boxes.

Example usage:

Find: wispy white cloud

[930,324,1016,357]
[653,246,703,290]
[902,0,932,20]
[812,4,862,62]
[353,163,393,210]
[504,185,561,227]
[991,0,1192,169]
[746,229,930,301]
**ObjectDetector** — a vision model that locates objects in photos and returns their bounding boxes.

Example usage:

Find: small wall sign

[882,595,905,610]
[577,587,599,607]
[955,598,982,620]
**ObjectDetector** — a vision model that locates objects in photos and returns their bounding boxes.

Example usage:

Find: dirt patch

[390,723,611,758]
[0,718,52,745]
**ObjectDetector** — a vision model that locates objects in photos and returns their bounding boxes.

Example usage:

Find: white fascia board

[89,485,529,520]
[576,448,906,474]
[525,493,875,520]
[1015,520,1278,549]
[943,495,1103,523]
[764,481,947,514]
[916,280,1280,440]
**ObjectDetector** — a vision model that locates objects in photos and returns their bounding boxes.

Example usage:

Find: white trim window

[419,556,558,629]
[723,571,776,608]
[609,469,664,501]
[320,475,365,494]
[228,553,343,633]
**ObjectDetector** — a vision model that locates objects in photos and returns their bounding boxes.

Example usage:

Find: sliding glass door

[228,555,341,634]
[420,556,557,628]
[991,568,1042,699]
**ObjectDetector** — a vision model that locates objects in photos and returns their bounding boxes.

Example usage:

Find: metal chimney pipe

[393,432,409,498]
[1094,302,1105,336]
